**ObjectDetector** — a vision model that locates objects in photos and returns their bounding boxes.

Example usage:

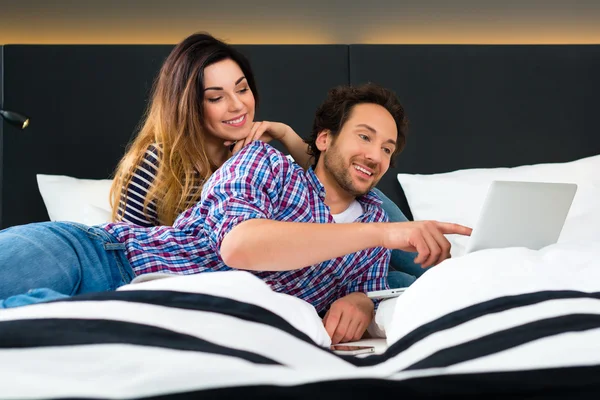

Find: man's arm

[323,292,374,344]
[220,219,472,272]
[220,219,380,271]
[321,246,389,344]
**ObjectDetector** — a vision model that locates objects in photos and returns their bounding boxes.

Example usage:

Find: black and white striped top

[117,146,161,227]
[118,145,203,226]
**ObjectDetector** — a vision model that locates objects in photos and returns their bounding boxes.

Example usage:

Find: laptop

[464,180,578,254]
[366,181,577,300]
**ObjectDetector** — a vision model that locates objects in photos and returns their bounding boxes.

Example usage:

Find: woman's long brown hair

[110,32,259,225]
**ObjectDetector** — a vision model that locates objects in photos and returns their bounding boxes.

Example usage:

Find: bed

[1,44,600,399]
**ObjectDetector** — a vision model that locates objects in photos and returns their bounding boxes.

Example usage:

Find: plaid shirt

[104,142,390,312]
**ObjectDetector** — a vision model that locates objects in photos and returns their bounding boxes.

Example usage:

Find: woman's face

[202,58,256,142]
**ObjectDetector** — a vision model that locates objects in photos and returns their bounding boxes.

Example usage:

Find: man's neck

[313,163,356,214]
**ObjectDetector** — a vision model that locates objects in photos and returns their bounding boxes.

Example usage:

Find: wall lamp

[0,109,30,129]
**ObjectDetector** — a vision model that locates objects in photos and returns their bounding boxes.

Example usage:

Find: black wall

[0,46,4,227]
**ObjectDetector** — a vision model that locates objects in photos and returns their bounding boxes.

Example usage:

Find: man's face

[319,103,398,197]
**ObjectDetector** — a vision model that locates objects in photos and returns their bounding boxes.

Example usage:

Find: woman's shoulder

[130,144,162,175]
[144,144,162,164]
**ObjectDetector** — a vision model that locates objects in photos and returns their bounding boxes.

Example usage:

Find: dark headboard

[0,45,4,224]
[2,44,599,228]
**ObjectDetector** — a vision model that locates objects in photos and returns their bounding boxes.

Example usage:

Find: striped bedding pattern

[1,267,599,400]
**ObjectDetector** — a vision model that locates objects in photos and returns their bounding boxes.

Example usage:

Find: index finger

[435,222,472,236]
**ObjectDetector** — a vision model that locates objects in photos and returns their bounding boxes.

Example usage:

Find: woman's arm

[230,121,313,169]
[274,124,313,169]
[115,148,160,227]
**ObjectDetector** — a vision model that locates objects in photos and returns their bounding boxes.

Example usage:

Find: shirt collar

[305,167,327,200]
[358,190,384,210]
[305,167,383,210]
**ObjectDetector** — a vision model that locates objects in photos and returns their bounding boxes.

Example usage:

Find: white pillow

[397,154,600,253]
[37,174,113,225]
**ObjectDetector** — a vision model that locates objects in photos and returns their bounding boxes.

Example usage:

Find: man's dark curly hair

[305,83,408,166]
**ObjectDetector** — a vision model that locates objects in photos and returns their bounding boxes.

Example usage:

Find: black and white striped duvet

[2,241,600,399]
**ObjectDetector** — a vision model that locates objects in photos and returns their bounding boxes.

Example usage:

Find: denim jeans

[372,188,426,288]
[0,222,135,308]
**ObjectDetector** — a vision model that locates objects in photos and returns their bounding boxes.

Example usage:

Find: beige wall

[1,0,599,44]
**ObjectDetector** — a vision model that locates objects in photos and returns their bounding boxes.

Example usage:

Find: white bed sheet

[2,240,600,399]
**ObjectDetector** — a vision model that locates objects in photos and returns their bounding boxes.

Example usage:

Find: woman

[110,32,310,228]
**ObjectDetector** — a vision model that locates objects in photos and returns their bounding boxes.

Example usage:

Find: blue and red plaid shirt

[104,141,390,312]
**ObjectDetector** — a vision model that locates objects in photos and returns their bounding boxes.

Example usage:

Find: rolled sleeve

[206,196,270,253]
[199,142,288,256]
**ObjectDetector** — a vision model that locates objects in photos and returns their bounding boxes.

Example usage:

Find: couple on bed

[0,33,470,343]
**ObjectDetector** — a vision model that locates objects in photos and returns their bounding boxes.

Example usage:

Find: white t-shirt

[331,200,363,223]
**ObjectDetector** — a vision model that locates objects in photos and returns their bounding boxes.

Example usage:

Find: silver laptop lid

[465,181,577,254]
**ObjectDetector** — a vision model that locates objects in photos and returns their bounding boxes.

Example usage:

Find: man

[0,84,470,343]
[202,84,471,342]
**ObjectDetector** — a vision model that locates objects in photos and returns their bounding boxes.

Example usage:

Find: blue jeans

[0,222,134,308]
[373,188,425,288]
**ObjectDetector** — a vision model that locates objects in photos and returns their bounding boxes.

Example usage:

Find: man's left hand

[323,292,374,344]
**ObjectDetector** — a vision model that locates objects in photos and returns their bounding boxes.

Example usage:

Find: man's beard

[323,146,379,197]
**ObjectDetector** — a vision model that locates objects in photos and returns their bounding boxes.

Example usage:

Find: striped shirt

[104,141,390,312]
[116,145,202,227]
[116,145,161,227]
